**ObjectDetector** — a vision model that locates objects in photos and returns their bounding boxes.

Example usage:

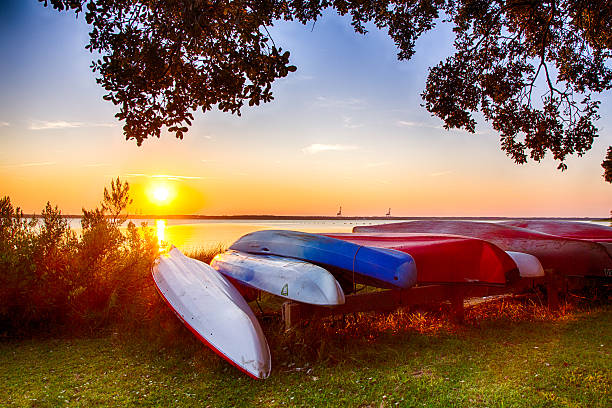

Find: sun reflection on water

[156,219,166,246]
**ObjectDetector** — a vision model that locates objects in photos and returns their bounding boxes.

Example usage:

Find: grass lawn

[1,298,610,407]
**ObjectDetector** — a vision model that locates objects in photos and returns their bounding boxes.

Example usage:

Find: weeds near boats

[185,245,227,265]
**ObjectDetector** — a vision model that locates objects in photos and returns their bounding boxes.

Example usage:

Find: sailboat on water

[386,208,391,216]
[337,206,342,216]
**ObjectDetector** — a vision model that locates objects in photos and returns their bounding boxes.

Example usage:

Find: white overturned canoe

[211,250,345,306]
[505,251,544,278]
[152,247,271,379]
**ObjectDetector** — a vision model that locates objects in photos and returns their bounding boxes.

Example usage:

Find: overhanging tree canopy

[40,0,612,181]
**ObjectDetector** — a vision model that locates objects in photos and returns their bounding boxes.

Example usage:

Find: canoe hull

[505,251,544,278]
[500,220,612,243]
[229,230,417,290]
[211,250,345,305]
[152,247,271,379]
[354,221,612,278]
[324,233,521,285]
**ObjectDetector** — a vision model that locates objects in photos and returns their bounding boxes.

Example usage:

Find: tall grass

[184,244,226,264]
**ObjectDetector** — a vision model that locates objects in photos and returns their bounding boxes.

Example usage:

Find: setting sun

[149,184,174,205]
[153,186,170,203]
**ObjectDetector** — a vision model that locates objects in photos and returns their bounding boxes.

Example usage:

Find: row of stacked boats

[152,220,612,379]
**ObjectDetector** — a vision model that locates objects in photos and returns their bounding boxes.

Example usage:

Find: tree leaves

[41,0,295,145]
[603,146,612,183]
[39,1,612,181]
[420,0,610,177]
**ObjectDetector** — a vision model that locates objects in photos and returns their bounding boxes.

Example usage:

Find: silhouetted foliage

[0,197,38,330]
[603,146,612,183]
[39,1,611,179]
[421,1,610,173]
[102,177,132,227]
[0,182,159,336]
[40,0,296,145]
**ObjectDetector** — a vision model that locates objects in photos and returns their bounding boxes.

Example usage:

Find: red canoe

[353,221,612,278]
[500,220,612,243]
[324,233,520,286]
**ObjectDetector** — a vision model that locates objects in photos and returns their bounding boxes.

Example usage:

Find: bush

[0,178,160,336]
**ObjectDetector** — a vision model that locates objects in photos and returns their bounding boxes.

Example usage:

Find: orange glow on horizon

[124,179,207,215]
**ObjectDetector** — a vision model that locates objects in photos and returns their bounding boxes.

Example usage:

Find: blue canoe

[229,230,417,290]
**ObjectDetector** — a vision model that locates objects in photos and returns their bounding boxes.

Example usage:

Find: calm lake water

[65,218,611,251]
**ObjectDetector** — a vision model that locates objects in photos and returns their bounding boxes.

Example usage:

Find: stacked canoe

[353,220,612,278]
[152,220,612,379]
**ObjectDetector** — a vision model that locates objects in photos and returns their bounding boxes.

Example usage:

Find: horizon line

[23,214,611,221]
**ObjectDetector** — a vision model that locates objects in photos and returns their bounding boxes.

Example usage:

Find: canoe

[324,233,521,285]
[211,250,345,305]
[500,220,612,243]
[353,221,612,278]
[229,230,417,290]
[505,251,544,278]
[152,247,271,379]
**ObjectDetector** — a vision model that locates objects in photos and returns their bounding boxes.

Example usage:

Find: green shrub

[0,197,38,332]
[0,178,160,336]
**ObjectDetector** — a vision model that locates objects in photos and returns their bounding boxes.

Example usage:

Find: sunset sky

[1,2,610,217]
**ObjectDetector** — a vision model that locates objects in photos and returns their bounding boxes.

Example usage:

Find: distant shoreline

[23,214,611,222]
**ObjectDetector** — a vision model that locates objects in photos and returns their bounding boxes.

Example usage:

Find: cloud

[295,74,314,81]
[429,170,453,177]
[302,144,359,154]
[84,163,111,167]
[365,161,390,168]
[125,173,202,180]
[29,120,116,130]
[396,120,492,136]
[280,74,314,85]
[314,96,366,109]
[396,120,442,129]
[1,161,56,169]
[0,121,9,127]
[343,116,364,129]
[151,174,202,180]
